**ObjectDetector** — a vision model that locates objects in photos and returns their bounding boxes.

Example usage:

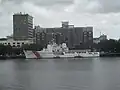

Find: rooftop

[13,12,33,17]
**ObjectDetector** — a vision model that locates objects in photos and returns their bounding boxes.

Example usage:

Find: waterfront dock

[100,52,120,57]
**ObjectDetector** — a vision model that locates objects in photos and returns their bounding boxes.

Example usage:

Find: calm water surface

[0,58,120,90]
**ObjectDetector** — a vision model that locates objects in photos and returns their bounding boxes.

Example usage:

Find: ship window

[89,52,92,54]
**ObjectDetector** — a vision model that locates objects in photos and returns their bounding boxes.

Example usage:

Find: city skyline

[0,0,120,39]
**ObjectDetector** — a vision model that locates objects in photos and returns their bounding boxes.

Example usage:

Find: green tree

[22,44,44,51]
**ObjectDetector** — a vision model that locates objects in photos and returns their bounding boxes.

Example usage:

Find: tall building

[45,22,93,49]
[83,27,93,48]
[13,12,33,40]
[34,26,47,46]
[33,22,93,49]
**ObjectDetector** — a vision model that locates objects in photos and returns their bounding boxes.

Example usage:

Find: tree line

[0,44,44,56]
[0,39,120,56]
[93,39,120,53]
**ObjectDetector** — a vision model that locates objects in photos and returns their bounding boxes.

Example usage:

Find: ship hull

[23,50,57,59]
[59,53,78,58]
[78,52,100,58]
[23,50,100,59]
[23,50,76,59]
[23,50,39,59]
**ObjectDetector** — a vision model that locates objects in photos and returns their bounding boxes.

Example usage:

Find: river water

[0,58,120,90]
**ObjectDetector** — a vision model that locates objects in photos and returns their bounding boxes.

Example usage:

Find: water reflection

[0,58,120,90]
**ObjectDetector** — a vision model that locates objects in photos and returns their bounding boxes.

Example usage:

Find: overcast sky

[0,0,120,39]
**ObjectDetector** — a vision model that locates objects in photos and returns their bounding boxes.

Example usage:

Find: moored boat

[23,43,77,59]
[78,51,100,58]
[23,42,100,59]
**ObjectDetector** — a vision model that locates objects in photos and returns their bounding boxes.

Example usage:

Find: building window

[13,43,15,44]
[89,37,92,40]
[8,43,10,45]
[22,42,24,44]
[17,45,20,47]
[17,42,20,44]
[84,32,87,34]
[13,45,15,47]
[89,32,92,34]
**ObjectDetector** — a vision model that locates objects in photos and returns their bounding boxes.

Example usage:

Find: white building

[93,34,107,44]
[0,38,33,48]
[99,34,107,41]
[93,38,100,44]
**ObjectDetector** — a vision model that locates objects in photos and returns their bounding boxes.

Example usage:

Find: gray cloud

[67,0,120,13]
[34,0,73,6]
[1,0,73,6]
[97,0,120,13]
[0,0,120,39]
[2,0,120,13]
